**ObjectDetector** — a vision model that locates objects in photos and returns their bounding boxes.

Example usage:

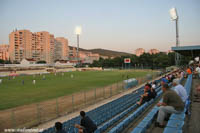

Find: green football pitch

[0,70,155,110]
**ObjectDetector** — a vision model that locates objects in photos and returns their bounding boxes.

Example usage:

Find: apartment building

[9,30,32,62]
[54,39,62,61]
[0,44,9,60]
[148,48,160,55]
[79,51,100,64]
[9,30,55,64]
[55,37,69,60]
[135,48,145,56]
[35,31,55,64]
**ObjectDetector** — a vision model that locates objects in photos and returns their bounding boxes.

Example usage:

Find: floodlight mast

[77,34,79,65]
[75,26,82,66]
[175,18,181,66]
[175,15,179,47]
[170,8,180,66]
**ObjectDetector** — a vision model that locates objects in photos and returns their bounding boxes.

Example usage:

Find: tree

[37,60,46,64]
[90,52,186,69]
[13,60,20,64]
[168,52,175,66]
[0,59,4,64]
[4,60,12,64]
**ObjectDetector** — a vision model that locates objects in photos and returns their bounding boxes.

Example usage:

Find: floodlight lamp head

[75,26,82,35]
[169,8,178,21]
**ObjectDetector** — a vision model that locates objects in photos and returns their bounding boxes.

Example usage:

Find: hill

[69,46,133,57]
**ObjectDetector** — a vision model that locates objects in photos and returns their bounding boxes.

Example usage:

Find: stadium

[0,1,200,133]
[31,45,199,133]
[0,48,200,133]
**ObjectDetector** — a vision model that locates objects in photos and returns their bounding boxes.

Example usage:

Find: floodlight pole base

[76,34,80,67]
[175,52,181,66]
[175,19,180,66]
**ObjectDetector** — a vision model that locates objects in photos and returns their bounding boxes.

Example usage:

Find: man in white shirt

[195,64,200,78]
[172,79,188,103]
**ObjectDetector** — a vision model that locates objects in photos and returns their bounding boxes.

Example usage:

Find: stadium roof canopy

[171,45,200,57]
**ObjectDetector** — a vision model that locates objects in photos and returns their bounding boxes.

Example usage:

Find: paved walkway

[183,78,200,133]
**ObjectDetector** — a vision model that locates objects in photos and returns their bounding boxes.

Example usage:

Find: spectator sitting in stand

[155,84,184,128]
[186,66,192,75]
[152,81,157,89]
[169,74,176,83]
[137,83,152,105]
[150,82,157,99]
[195,64,200,79]
[172,79,188,103]
[167,74,172,83]
[161,76,168,86]
[166,75,171,82]
[55,122,67,133]
[75,111,97,133]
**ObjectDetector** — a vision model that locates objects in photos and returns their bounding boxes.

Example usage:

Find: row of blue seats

[91,90,143,125]
[108,88,163,133]
[41,79,162,133]
[42,91,143,133]
[163,74,192,133]
[41,83,147,133]
[95,85,162,133]
[131,78,183,133]
[131,89,168,133]
[131,106,159,133]
[70,90,145,133]
[131,76,191,133]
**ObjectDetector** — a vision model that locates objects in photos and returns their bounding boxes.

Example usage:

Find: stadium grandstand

[172,45,200,57]
[36,46,200,133]
[172,45,200,66]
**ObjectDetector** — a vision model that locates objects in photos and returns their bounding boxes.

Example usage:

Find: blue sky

[0,0,200,53]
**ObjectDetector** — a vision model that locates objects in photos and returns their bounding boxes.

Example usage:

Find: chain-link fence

[0,72,159,132]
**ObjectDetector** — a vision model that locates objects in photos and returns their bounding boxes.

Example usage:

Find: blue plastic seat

[109,127,117,133]
[147,110,157,117]
[123,119,129,127]
[166,119,184,129]
[170,113,185,121]
[134,109,140,116]
[68,127,75,133]
[137,121,149,129]
[143,116,154,123]
[163,127,182,133]
[94,129,100,133]
[116,123,123,132]
[131,127,144,133]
